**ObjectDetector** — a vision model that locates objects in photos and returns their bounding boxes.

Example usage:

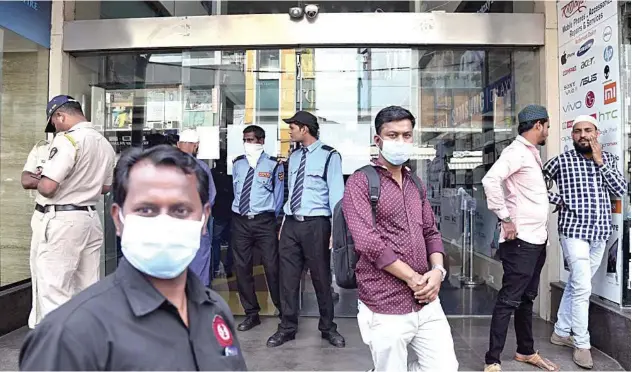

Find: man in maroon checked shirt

[342,106,458,372]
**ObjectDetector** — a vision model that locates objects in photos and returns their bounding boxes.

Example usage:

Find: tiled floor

[1,316,623,371]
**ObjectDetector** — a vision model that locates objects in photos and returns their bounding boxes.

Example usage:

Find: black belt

[234,212,274,220]
[35,204,96,213]
[290,215,329,222]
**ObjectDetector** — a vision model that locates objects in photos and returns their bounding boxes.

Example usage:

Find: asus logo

[580,73,597,86]
[563,101,582,113]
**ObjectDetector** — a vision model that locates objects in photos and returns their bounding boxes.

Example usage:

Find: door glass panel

[71,46,538,317]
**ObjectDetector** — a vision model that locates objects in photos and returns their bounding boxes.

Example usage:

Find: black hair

[113,145,209,207]
[518,118,547,135]
[243,125,266,140]
[293,122,319,138]
[56,101,84,117]
[374,105,416,135]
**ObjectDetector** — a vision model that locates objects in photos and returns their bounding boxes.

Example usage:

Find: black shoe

[237,316,261,331]
[266,331,295,347]
[322,330,345,348]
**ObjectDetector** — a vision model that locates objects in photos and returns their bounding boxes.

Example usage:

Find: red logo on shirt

[258,172,271,178]
[213,315,234,347]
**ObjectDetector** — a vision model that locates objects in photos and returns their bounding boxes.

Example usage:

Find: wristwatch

[432,264,447,282]
[501,217,512,223]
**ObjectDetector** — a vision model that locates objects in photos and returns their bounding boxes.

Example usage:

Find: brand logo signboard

[556,0,624,304]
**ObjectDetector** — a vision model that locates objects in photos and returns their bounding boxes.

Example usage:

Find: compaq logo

[563,101,582,113]
[580,73,597,86]
[577,39,594,57]
[580,57,594,69]
[604,82,617,104]
[563,66,577,76]
[561,0,586,18]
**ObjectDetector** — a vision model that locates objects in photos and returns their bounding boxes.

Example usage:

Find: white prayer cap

[572,115,599,129]
[179,129,199,143]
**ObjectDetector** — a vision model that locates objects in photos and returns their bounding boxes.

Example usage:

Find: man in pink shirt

[481,105,558,372]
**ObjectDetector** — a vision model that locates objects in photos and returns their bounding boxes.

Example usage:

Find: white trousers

[28,209,103,328]
[357,299,459,372]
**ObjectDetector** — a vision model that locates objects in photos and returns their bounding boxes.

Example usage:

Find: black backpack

[332,165,426,289]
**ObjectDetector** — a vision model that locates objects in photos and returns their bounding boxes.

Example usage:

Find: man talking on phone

[544,115,627,369]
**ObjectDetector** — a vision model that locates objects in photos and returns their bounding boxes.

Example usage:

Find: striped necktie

[290,148,308,214]
[239,167,255,215]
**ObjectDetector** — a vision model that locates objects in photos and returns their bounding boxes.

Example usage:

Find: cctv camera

[304,4,319,19]
[289,6,304,19]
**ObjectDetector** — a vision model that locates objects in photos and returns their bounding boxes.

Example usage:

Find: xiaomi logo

[604,82,617,104]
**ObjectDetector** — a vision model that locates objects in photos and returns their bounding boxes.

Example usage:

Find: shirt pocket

[305,165,326,188]
[257,176,274,192]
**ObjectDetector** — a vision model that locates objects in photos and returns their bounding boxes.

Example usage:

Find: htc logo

[599,109,618,121]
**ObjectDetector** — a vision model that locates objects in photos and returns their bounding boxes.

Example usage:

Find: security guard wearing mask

[231,125,284,331]
[25,95,115,328]
[267,111,346,348]
[20,145,247,371]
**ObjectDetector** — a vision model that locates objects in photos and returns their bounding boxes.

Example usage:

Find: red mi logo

[604,82,617,104]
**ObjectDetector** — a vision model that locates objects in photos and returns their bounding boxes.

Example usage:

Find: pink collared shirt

[482,135,549,245]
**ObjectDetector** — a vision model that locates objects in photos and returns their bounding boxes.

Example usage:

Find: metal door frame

[63,13,544,52]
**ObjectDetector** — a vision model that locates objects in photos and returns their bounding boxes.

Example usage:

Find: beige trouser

[357,298,459,372]
[28,209,103,328]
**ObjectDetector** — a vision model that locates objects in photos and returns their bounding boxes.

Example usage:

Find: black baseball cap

[45,95,79,132]
[283,110,319,128]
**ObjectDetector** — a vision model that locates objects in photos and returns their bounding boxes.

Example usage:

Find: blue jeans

[212,217,234,279]
[554,236,606,348]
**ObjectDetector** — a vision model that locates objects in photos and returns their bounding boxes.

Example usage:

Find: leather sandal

[514,351,559,371]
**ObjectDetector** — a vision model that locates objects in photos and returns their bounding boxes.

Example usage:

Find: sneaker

[573,348,593,369]
[484,363,501,372]
[550,332,575,348]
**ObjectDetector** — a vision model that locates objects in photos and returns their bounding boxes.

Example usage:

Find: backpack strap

[357,165,381,227]
[409,173,426,201]
[321,145,338,182]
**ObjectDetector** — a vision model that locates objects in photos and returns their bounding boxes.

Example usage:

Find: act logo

[579,73,597,86]
[604,46,614,62]
[561,0,587,18]
[580,57,594,69]
[577,39,594,57]
[604,82,617,104]
[585,91,595,108]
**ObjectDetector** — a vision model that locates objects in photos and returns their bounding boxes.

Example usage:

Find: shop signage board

[557,0,624,304]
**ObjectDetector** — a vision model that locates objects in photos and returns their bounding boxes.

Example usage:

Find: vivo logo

[563,101,582,113]
[577,39,594,57]
[580,73,597,86]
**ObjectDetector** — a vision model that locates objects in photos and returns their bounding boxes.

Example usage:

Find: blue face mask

[378,137,413,166]
[120,213,204,279]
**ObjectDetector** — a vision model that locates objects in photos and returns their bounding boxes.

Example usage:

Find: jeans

[485,238,547,365]
[211,217,234,278]
[554,237,606,349]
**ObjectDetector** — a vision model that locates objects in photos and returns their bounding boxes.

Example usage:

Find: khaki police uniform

[29,122,116,328]
[23,140,52,329]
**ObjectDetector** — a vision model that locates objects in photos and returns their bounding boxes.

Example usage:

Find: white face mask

[120,212,204,279]
[244,143,264,168]
[378,137,413,166]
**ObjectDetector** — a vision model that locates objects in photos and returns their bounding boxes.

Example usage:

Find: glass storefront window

[70,46,538,315]
[73,0,539,19]
[619,1,631,306]
[0,27,50,287]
